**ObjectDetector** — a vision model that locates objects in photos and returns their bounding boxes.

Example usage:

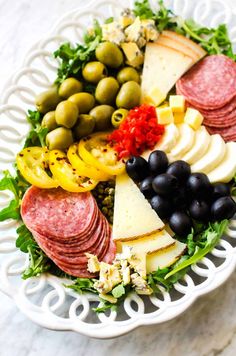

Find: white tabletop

[0,1,236,355]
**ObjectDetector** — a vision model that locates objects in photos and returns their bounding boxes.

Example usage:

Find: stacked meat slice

[176,55,236,141]
[21,186,116,278]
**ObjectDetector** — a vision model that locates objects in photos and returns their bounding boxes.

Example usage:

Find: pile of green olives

[35,41,142,151]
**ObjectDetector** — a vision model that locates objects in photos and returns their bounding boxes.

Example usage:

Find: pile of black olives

[126,151,236,237]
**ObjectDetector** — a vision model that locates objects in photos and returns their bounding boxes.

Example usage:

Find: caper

[35,87,61,114]
[95,77,119,105]
[116,81,141,109]
[58,77,83,98]
[68,92,95,114]
[111,108,129,128]
[74,114,95,139]
[46,127,73,150]
[55,100,79,128]
[41,111,58,131]
[95,42,123,68]
[117,67,140,84]
[82,61,108,83]
[90,105,115,131]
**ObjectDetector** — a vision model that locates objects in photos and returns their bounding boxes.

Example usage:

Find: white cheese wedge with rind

[146,240,186,273]
[168,123,195,162]
[121,229,176,255]
[181,126,211,165]
[112,173,164,241]
[207,142,236,183]
[191,134,226,174]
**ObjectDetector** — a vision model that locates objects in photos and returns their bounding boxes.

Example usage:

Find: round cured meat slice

[102,237,116,264]
[186,98,236,119]
[176,55,236,110]
[21,187,97,238]
[206,125,236,142]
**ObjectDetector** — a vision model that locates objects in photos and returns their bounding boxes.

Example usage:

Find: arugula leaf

[66,278,97,294]
[112,283,125,298]
[54,20,102,84]
[231,174,236,196]
[24,110,47,148]
[93,302,117,313]
[165,220,228,279]
[0,170,29,221]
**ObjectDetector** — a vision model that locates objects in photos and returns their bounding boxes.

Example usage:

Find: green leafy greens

[24,110,47,148]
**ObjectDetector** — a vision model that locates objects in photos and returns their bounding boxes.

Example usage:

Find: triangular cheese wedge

[112,173,164,241]
[146,241,187,273]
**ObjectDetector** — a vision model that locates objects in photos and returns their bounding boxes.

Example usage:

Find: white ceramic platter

[0,0,236,339]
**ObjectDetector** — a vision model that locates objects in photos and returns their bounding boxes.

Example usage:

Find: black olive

[211,196,236,221]
[172,188,188,210]
[152,173,178,196]
[126,156,149,182]
[169,211,192,237]
[150,195,172,219]
[139,176,155,199]
[212,183,231,201]
[148,150,168,175]
[189,200,210,222]
[166,160,191,183]
[186,173,213,199]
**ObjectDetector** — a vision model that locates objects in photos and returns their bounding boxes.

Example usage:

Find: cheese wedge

[121,229,176,255]
[161,30,207,58]
[207,142,236,183]
[112,173,164,241]
[141,123,179,160]
[191,134,226,174]
[141,43,194,106]
[168,123,195,162]
[146,241,186,273]
[181,126,211,165]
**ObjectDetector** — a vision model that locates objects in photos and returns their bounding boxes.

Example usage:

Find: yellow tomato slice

[16,147,58,189]
[67,144,111,181]
[49,150,98,192]
[78,132,125,176]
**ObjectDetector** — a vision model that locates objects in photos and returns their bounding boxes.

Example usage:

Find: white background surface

[0,1,236,355]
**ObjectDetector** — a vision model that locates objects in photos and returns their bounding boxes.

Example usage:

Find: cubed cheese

[121,42,144,68]
[125,16,145,46]
[142,87,166,107]
[112,173,164,241]
[102,21,125,45]
[119,10,135,28]
[169,95,185,113]
[184,108,204,130]
[156,106,174,125]
[173,112,185,124]
[141,19,159,42]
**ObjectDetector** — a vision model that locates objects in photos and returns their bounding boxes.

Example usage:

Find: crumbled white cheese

[99,293,118,304]
[102,21,125,45]
[86,253,100,273]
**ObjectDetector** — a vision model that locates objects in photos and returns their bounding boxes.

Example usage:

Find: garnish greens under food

[0,0,236,313]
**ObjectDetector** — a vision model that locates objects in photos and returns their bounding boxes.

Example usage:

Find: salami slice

[176,55,236,110]
[206,125,236,142]
[21,187,97,238]
[186,98,236,119]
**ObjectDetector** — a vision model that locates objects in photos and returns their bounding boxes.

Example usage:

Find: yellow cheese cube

[156,107,174,125]
[173,112,185,124]
[169,95,186,113]
[121,42,144,68]
[142,87,166,106]
[184,108,204,130]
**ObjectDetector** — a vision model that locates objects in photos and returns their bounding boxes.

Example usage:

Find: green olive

[95,77,119,105]
[41,111,58,131]
[55,101,79,128]
[74,114,95,139]
[35,87,61,114]
[117,67,140,84]
[46,127,73,150]
[95,42,123,68]
[82,61,108,83]
[90,105,115,131]
[68,92,95,114]
[111,108,129,128]
[58,78,83,98]
[116,81,141,110]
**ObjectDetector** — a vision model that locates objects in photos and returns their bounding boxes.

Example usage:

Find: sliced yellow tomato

[49,150,98,192]
[16,147,58,189]
[67,144,111,181]
[78,132,125,176]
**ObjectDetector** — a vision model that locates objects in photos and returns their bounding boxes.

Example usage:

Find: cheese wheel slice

[191,134,226,174]
[207,142,236,183]
[168,123,195,162]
